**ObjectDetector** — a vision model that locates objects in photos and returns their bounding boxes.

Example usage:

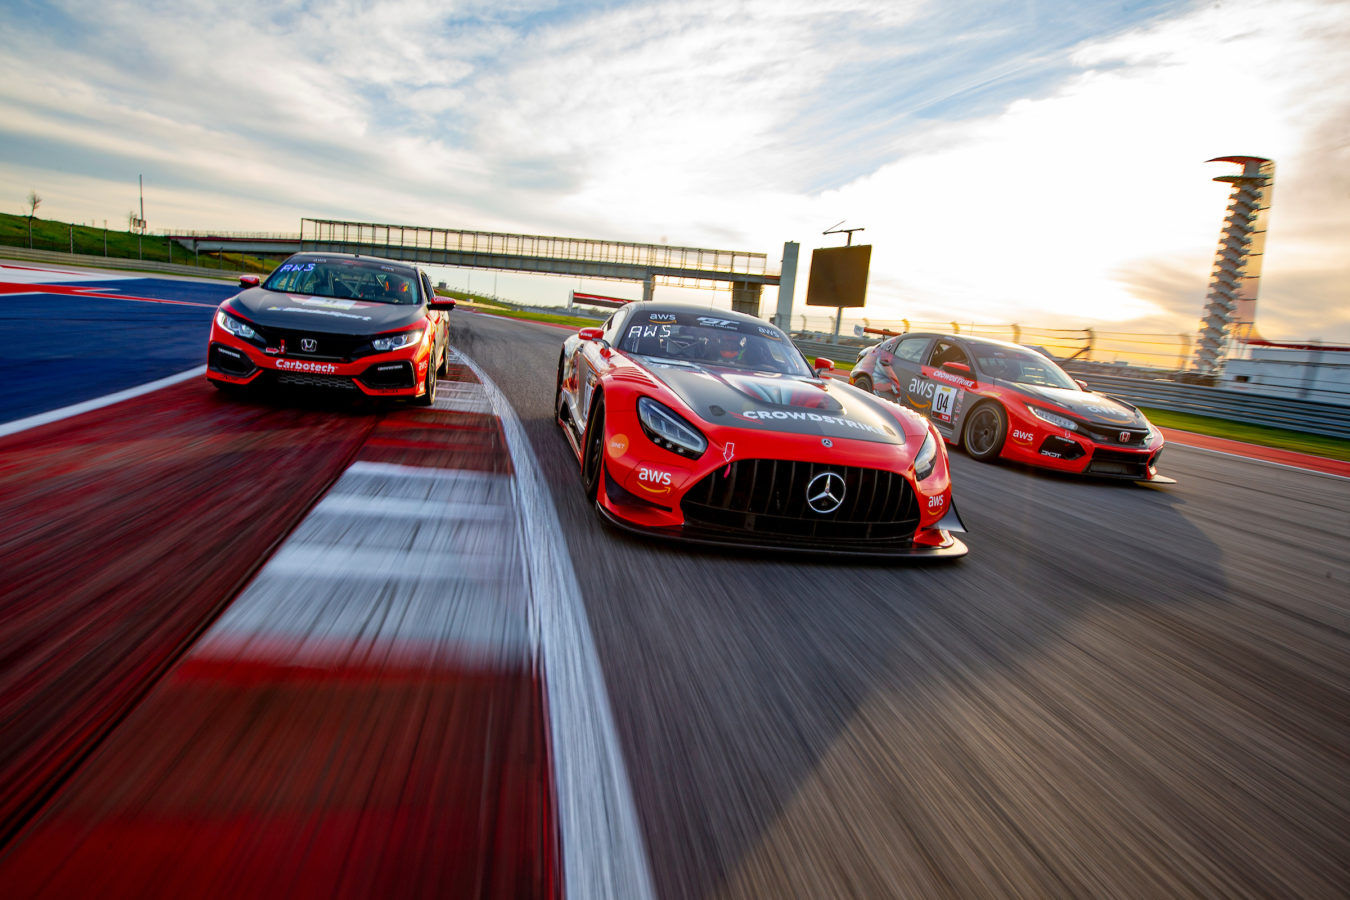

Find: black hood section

[1017,384,1148,428]
[642,359,908,446]
[226,287,424,336]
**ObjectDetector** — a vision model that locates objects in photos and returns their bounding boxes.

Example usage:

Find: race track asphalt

[456,311,1350,898]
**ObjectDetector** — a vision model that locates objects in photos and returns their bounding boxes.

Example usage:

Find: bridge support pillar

[642,276,655,303]
[730,281,762,317]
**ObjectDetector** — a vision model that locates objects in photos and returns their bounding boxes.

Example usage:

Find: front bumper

[207,330,430,399]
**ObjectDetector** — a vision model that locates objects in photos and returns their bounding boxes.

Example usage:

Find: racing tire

[962,402,1007,462]
[853,374,873,394]
[555,354,567,423]
[580,395,605,500]
[414,358,437,406]
[436,340,449,376]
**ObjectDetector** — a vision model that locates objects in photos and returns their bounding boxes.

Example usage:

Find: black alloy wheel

[580,396,606,499]
[962,402,1007,461]
[853,374,873,394]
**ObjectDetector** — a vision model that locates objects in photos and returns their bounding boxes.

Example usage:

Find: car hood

[640,359,907,445]
[226,287,424,335]
[1016,384,1147,427]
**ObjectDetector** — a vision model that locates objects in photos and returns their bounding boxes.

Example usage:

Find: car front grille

[359,361,416,389]
[250,323,369,362]
[1086,447,1152,478]
[1080,422,1149,446]
[274,372,359,391]
[681,459,920,546]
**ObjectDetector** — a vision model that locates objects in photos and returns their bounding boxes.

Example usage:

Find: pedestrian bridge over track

[169,218,784,311]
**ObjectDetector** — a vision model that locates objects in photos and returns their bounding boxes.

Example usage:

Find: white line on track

[1168,440,1350,481]
[0,366,204,438]
[456,349,659,900]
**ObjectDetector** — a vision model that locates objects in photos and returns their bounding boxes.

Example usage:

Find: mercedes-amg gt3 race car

[556,302,968,558]
[206,252,454,404]
[851,332,1168,481]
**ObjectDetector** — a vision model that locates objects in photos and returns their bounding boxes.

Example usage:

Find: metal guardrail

[1066,372,1350,440]
[0,246,249,280]
[791,338,1350,440]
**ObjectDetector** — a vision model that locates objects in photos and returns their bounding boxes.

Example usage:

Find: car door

[570,308,629,435]
[918,338,977,439]
[884,335,934,411]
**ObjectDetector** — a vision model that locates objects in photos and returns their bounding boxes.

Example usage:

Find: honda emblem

[301,338,318,353]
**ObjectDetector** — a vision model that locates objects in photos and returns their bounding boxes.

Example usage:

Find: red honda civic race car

[206,252,454,403]
[555,302,968,558]
[851,332,1170,481]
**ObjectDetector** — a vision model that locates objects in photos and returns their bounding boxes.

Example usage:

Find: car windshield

[970,344,1079,390]
[263,259,421,305]
[617,310,812,376]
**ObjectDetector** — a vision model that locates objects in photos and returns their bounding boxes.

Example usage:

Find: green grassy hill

[0,211,279,274]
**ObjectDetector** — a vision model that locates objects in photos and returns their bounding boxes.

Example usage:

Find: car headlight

[637,396,707,458]
[216,309,258,341]
[914,429,939,481]
[372,326,425,352]
[1028,405,1078,431]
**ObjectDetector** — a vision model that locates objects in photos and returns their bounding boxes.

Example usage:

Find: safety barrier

[0,246,247,280]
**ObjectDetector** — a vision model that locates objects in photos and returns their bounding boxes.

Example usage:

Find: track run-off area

[0,262,1347,897]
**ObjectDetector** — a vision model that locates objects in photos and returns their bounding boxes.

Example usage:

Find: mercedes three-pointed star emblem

[806,471,846,514]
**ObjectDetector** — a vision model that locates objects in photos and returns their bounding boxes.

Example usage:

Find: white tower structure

[1195,156,1274,377]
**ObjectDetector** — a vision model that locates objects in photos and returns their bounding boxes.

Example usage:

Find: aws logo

[636,465,674,493]
[926,494,946,511]
[1011,429,1036,444]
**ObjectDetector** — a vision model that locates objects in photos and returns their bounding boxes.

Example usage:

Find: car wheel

[580,395,605,499]
[962,403,1007,461]
[436,340,448,376]
[414,358,437,406]
[853,374,873,394]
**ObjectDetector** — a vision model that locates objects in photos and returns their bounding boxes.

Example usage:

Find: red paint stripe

[1162,427,1350,477]
[0,281,217,307]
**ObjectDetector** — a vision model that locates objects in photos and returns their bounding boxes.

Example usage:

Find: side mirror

[239,275,260,287]
[429,298,456,311]
[1075,379,1090,391]
[941,361,972,375]
[578,327,605,341]
[814,357,835,372]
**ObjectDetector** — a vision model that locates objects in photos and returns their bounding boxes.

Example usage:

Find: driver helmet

[715,332,744,360]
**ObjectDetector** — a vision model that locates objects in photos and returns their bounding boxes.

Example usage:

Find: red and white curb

[457,349,657,899]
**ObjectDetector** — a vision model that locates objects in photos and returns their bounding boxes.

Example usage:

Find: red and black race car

[852,332,1169,481]
[206,252,454,403]
[556,302,968,558]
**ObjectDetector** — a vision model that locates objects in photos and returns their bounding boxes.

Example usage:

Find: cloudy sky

[2,0,1347,340]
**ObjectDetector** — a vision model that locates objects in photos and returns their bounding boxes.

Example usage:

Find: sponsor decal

[275,358,338,374]
[927,494,946,511]
[297,297,357,310]
[647,313,677,324]
[264,338,287,356]
[274,262,316,273]
[608,434,629,457]
[806,471,846,514]
[1011,428,1036,444]
[741,409,886,436]
[756,326,783,341]
[696,316,739,330]
[1040,450,1062,458]
[635,465,674,493]
[931,368,976,389]
[626,324,673,339]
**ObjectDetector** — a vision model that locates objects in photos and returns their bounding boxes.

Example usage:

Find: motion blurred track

[0,275,1346,896]
[458,312,1350,897]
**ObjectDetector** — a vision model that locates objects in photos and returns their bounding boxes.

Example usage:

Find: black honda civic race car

[206,252,454,404]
